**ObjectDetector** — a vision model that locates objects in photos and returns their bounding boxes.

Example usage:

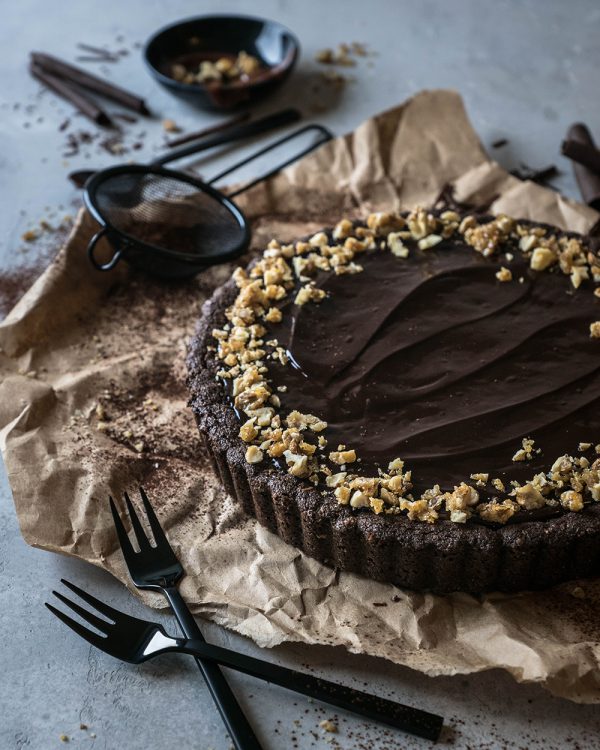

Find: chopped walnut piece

[478,499,518,523]
[407,207,438,239]
[367,211,406,235]
[444,483,479,517]
[470,472,489,486]
[332,218,354,240]
[492,478,506,493]
[530,246,557,271]
[579,442,592,451]
[325,472,347,487]
[264,307,282,323]
[245,445,263,464]
[418,234,443,250]
[295,283,327,306]
[519,235,538,252]
[512,437,535,462]
[286,410,327,432]
[560,490,584,511]
[590,321,600,338]
[239,419,258,442]
[388,232,409,258]
[496,266,512,282]
[283,450,310,477]
[350,490,369,508]
[329,448,357,464]
[400,498,438,522]
[514,482,545,510]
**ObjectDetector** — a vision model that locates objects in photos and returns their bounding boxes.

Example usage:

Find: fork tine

[138,486,170,549]
[45,603,107,650]
[109,496,136,559]
[123,491,151,550]
[60,579,123,621]
[52,590,113,634]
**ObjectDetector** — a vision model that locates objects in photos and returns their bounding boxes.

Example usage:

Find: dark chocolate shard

[565,123,600,211]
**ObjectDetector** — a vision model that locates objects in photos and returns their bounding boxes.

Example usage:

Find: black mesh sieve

[83,124,333,278]
[89,167,248,259]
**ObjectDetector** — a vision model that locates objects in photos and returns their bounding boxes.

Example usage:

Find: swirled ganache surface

[260,225,599,507]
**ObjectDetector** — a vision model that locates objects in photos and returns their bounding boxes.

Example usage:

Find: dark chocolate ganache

[264,231,599,501]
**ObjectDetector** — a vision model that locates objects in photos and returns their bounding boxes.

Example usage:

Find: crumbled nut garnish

[492,478,506,493]
[444,483,479,519]
[213,211,599,523]
[330,448,357,464]
[295,283,327,306]
[571,586,586,599]
[264,307,282,323]
[245,445,264,464]
[407,207,438,239]
[239,419,258,442]
[590,321,600,338]
[162,119,181,133]
[514,482,545,510]
[388,232,409,258]
[496,266,512,282]
[418,234,443,250]
[478,499,518,523]
[560,490,584,511]
[512,437,535,462]
[530,246,557,271]
[367,211,405,235]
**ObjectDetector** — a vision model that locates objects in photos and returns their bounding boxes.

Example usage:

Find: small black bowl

[144,14,300,111]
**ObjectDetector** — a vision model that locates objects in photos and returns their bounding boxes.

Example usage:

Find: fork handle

[175,638,443,742]
[163,586,263,750]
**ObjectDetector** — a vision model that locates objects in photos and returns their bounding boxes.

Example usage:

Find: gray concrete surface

[2,1,600,748]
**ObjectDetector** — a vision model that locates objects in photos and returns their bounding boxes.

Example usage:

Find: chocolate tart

[187,210,600,593]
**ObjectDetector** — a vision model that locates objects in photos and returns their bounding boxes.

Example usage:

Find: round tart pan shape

[187,217,600,594]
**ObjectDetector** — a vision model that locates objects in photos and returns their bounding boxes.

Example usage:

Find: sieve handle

[221,124,334,198]
[87,228,122,271]
[151,108,301,167]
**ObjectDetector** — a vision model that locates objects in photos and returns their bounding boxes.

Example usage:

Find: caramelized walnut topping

[496,266,512,282]
[478,499,518,523]
[212,212,599,519]
[329,448,357,464]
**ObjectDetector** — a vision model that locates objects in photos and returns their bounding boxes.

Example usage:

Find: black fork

[46,580,444,741]
[110,488,262,750]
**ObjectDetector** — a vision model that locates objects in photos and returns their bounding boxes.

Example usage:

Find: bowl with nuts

[144,14,299,111]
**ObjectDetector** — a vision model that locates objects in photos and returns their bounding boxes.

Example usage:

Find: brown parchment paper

[2,90,600,704]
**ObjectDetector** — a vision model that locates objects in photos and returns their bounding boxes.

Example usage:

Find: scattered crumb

[319,719,338,733]
[162,118,181,133]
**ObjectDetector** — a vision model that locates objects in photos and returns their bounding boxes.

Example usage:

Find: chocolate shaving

[563,124,600,211]
[562,139,600,174]
[509,163,559,186]
[434,183,498,215]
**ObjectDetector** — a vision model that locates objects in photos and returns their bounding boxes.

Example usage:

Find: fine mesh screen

[93,172,246,257]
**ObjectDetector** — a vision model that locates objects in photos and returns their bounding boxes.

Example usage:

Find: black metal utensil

[47,580,444,742]
[83,121,333,279]
[68,106,301,187]
[109,488,261,750]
